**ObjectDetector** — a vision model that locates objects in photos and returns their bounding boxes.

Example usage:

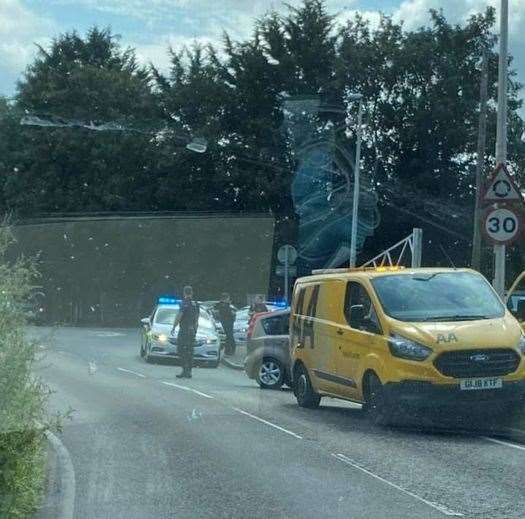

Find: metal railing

[360,228,422,268]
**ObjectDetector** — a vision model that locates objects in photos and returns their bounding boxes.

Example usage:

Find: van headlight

[517,335,525,354]
[388,334,432,361]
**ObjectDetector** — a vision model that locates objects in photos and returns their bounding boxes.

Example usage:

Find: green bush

[0,227,49,519]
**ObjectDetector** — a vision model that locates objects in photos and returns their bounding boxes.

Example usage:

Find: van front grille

[433,349,521,378]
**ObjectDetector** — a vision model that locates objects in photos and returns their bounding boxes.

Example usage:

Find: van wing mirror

[349,305,365,328]
[141,317,150,326]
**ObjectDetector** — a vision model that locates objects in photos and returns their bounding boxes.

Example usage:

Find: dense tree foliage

[0,1,523,268]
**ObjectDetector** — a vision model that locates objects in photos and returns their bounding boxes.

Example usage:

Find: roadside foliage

[0,227,49,519]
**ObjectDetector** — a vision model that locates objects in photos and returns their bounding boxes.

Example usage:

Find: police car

[140,297,221,367]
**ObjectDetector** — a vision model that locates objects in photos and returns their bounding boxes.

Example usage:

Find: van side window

[344,282,381,334]
[303,285,319,349]
[295,287,305,316]
[306,285,319,318]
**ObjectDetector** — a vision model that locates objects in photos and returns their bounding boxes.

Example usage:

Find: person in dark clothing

[215,293,236,356]
[249,295,268,316]
[172,286,200,378]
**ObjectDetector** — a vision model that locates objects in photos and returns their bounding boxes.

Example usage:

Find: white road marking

[162,381,214,399]
[163,382,189,391]
[482,436,525,452]
[190,388,215,399]
[332,453,463,517]
[91,331,125,337]
[117,367,146,378]
[232,407,302,439]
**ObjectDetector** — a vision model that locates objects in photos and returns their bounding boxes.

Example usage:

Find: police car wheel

[257,357,284,389]
[293,364,321,408]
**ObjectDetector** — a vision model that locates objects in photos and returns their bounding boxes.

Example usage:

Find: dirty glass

[2,1,525,519]
[372,272,505,321]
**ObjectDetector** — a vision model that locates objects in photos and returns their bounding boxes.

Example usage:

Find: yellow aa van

[289,267,525,424]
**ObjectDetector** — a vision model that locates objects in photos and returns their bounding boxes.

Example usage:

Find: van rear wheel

[364,373,393,426]
[293,364,321,408]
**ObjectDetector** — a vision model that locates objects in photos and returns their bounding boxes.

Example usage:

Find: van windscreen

[371,272,505,322]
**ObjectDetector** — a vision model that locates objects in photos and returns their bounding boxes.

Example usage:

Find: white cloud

[393,0,524,36]
[51,0,358,25]
[132,35,217,74]
[0,0,56,75]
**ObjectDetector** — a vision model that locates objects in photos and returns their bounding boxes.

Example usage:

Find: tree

[3,27,159,215]
[336,8,524,266]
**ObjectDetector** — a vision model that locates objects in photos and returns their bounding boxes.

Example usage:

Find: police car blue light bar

[269,299,288,308]
[157,296,180,305]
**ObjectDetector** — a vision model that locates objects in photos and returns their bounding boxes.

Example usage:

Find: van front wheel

[364,373,393,426]
[293,365,321,409]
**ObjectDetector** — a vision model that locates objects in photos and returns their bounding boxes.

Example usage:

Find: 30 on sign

[484,207,522,244]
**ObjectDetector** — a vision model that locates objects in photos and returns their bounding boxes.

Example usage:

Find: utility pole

[493,0,509,297]
[349,96,364,267]
[471,49,489,271]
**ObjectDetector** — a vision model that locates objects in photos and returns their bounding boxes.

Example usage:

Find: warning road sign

[483,207,522,245]
[483,163,524,203]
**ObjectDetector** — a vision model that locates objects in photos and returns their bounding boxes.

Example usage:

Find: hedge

[0,227,49,519]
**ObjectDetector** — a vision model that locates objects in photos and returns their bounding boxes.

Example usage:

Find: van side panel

[309,281,346,394]
[290,284,320,389]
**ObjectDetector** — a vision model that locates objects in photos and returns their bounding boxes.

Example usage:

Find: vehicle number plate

[460,377,503,391]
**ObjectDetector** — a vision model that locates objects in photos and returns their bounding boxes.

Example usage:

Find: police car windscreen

[154,308,179,325]
[198,314,217,332]
[371,272,505,322]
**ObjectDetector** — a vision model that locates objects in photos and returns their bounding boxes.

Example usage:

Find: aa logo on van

[436,333,458,344]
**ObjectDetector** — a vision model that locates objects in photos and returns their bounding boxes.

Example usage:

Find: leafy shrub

[0,227,49,519]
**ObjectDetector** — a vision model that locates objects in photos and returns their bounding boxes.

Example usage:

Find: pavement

[30,325,525,519]
[220,343,247,370]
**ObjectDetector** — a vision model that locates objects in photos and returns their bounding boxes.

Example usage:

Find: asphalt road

[31,326,525,519]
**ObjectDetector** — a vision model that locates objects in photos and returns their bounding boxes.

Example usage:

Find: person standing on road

[249,295,268,317]
[215,293,236,356]
[172,286,200,379]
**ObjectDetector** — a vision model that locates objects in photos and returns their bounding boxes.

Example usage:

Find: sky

[1,0,525,113]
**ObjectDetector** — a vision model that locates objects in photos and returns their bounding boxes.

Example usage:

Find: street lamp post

[349,94,364,268]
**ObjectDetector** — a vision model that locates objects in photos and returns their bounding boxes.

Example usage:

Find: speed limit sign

[483,207,523,245]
